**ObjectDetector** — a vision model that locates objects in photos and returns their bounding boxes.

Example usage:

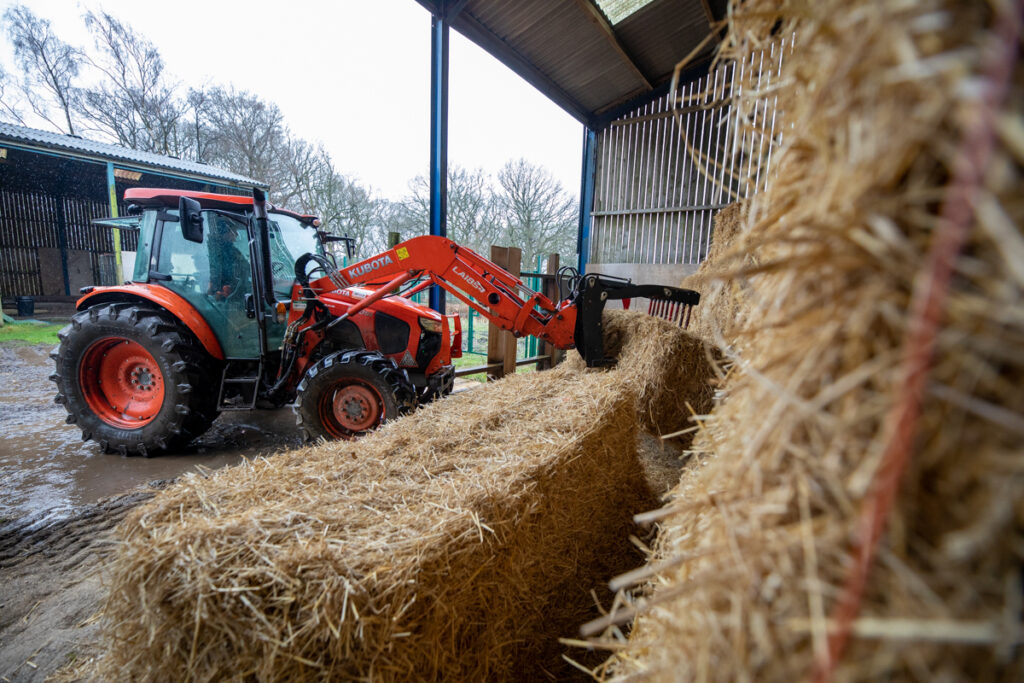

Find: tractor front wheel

[51,303,220,456]
[295,351,416,441]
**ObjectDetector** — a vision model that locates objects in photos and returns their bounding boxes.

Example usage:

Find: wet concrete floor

[0,343,303,524]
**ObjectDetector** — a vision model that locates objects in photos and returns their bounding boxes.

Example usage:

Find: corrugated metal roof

[0,122,265,188]
[416,0,726,128]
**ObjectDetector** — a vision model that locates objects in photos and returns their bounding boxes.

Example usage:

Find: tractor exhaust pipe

[252,188,276,307]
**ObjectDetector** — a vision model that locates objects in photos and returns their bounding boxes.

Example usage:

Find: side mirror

[179,196,204,243]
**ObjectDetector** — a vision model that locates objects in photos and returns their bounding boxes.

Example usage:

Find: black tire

[50,302,220,456]
[295,350,416,441]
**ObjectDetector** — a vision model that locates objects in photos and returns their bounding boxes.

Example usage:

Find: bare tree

[199,86,290,190]
[0,64,26,123]
[495,158,577,266]
[391,166,500,255]
[328,178,388,261]
[181,87,209,163]
[279,137,330,209]
[2,4,81,134]
[278,142,388,260]
[77,10,183,154]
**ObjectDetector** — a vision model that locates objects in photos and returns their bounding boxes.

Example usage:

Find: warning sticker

[396,247,410,260]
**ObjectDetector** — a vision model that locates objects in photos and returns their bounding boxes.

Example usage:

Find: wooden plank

[485,245,521,380]
[454,363,502,378]
[501,247,521,377]
[486,246,509,380]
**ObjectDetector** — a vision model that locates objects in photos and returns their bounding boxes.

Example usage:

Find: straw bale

[564,309,719,441]
[93,364,658,682]
[679,200,754,348]
[597,0,1024,680]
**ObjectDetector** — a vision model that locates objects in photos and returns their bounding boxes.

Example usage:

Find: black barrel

[16,296,34,317]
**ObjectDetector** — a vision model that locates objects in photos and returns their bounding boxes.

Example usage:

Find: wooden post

[538,253,563,369]
[486,245,521,380]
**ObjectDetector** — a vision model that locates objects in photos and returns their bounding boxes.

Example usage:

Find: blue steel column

[577,127,597,274]
[428,10,449,313]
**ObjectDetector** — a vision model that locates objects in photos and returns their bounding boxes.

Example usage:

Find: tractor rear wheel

[295,350,416,441]
[51,303,220,456]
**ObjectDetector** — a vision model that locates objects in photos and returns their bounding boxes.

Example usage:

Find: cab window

[267,214,322,298]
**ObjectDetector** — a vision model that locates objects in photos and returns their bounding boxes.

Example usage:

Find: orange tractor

[51,188,698,455]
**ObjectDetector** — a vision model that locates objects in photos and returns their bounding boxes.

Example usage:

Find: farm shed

[412,0,772,307]
[0,122,263,303]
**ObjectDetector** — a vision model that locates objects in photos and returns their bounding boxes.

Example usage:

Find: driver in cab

[207,216,248,300]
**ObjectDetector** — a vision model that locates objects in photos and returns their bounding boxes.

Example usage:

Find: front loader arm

[312,235,700,368]
[326,236,578,347]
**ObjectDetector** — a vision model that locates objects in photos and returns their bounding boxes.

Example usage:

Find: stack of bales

[679,200,753,349]
[564,309,719,441]
[598,0,1024,680]
[91,313,717,681]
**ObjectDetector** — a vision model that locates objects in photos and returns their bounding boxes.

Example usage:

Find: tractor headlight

[419,317,443,333]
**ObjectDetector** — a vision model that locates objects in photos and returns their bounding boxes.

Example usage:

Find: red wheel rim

[319,381,385,438]
[79,337,165,428]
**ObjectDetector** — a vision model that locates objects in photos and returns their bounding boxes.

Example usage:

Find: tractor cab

[123,189,325,360]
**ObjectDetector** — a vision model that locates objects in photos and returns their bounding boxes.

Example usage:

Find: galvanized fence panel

[590,42,787,266]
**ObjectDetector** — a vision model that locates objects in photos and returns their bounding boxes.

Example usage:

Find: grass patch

[0,320,62,345]
[453,353,488,382]
[453,351,545,382]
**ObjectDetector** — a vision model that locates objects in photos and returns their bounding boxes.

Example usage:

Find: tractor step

[217,359,263,410]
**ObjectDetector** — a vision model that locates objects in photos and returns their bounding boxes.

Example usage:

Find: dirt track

[0,486,159,682]
[0,344,304,682]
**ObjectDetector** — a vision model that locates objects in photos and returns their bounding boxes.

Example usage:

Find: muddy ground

[0,344,303,682]
[0,344,686,682]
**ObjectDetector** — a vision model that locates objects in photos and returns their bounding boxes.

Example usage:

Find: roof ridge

[0,120,266,188]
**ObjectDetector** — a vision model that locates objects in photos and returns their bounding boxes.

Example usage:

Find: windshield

[267,213,323,298]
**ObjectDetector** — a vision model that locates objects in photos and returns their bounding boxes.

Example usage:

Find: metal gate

[589,40,788,266]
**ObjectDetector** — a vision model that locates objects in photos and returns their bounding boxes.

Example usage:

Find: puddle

[0,344,303,523]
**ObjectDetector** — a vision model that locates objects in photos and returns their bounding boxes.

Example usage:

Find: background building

[0,122,263,305]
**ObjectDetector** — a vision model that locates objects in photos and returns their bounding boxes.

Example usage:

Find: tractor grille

[374,312,411,355]
[416,331,442,369]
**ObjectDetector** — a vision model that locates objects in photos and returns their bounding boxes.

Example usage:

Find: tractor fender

[77,285,225,360]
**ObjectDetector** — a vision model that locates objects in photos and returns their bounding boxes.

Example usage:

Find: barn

[0,122,262,312]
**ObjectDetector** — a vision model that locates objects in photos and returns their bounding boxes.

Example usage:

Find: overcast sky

[0,0,584,201]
